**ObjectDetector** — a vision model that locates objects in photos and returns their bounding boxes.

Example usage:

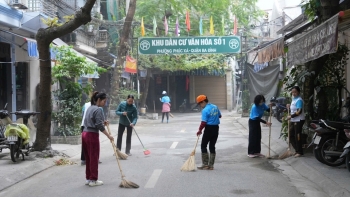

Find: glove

[197,131,202,136]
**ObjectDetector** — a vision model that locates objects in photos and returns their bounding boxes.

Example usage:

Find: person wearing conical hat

[196,95,221,170]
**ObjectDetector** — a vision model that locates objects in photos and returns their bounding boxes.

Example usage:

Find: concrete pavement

[235,115,350,197]
[0,111,349,197]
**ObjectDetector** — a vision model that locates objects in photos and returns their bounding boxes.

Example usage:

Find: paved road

[0,112,315,197]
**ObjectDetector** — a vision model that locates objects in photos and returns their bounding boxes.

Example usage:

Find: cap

[196,95,207,104]
[162,91,167,95]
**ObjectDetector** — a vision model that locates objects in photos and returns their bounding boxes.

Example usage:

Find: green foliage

[109,88,139,110]
[301,0,319,21]
[52,86,82,136]
[282,43,349,121]
[41,17,62,27]
[51,45,107,136]
[52,45,106,85]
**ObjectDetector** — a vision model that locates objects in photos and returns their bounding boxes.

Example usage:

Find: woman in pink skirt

[160,91,171,123]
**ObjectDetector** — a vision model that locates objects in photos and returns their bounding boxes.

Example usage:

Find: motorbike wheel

[313,146,325,164]
[10,143,20,162]
[316,136,346,167]
[346,153,350,173]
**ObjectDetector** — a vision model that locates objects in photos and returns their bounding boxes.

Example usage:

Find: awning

[287,13,339,66]
[21,12,48,33]
[52,38,98,65]
[276,13,309,35]
[256,37,284,64]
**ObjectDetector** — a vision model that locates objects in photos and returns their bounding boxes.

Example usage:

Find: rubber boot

[208,153,216,170]
[197,153,209,170]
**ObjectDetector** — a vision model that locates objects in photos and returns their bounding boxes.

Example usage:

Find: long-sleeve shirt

[115,101,138,126]
[83,105,105,133]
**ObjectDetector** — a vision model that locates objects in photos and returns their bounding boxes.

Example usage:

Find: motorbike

[308,119,349,167]
[0,103,40,162]
[340,129,350,172]
[179,99,201,113]
[270,97,288,123]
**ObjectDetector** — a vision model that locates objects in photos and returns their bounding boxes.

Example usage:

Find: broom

[181,135,200,171]
[106,99,128,160]
[266,105,273,159]
[126,116,151,155]
[106,123,139,188]
[106,124,128,160]
[279,108,292,159]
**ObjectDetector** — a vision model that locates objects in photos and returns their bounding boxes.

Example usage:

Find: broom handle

[106,124,126,178]
[287,108,291,150]
[193,135,200,151]
[268,105,272,156]
[126,115,147,149]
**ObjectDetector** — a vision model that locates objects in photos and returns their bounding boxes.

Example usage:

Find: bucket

[152,113,158,120]
[141,108,146,115]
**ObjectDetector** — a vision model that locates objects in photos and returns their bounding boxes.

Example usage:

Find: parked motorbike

[340,129,350,172]
[179,99,201,113]
[308,119,349,167]
[0,104,40,162]
[0,103,10,153]
[270,97,287,123]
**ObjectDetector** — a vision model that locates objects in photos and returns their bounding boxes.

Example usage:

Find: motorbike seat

[323,120,350,130]
[315,127,338,134]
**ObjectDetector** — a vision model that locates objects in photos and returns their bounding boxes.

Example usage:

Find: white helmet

[162,91,167,95]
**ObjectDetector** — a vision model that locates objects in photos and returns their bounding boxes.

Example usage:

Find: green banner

[138,36,241,55]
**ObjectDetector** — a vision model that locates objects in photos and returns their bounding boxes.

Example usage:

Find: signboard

[138,36,241,55]
[287,14,338,66]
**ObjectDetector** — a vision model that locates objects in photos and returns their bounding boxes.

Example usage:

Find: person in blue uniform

[286,86,305,158]
[248,95,272,158]
[196,95,221,170]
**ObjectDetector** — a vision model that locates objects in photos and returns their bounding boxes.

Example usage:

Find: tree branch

[36,0,97,43]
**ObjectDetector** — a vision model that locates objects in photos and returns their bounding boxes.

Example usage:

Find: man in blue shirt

[196,95,221,170]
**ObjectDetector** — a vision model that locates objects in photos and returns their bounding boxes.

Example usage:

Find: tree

[110,0,137,101]
[34,0,98,151]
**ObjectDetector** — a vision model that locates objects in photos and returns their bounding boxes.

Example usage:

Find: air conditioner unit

[10,0,28,9]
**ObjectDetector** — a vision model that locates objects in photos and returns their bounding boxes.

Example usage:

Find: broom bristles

[116,148,128,160]
[119,179,139,188]
[278,150,292,159]
[180,155,196,171]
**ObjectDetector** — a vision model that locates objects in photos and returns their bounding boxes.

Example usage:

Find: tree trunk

[33,40,52,150]
[33,0,97,151]
[140,68,151,108]
[111,0,137,99]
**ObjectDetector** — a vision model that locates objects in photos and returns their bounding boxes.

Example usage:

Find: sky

[256,0,303,10]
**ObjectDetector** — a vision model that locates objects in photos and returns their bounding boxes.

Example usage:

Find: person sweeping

[115,95,138,156]
[82,92,114,187]
[196,95,221,170]
[248,95,272,158]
